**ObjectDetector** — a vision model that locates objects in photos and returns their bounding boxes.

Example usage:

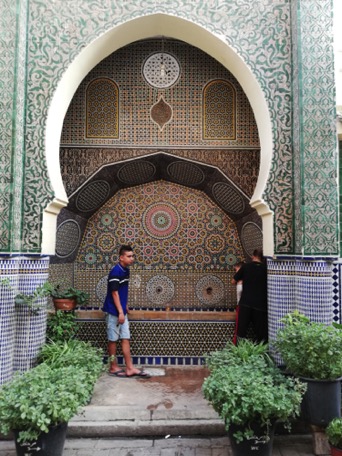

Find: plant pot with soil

[49,284,90,311]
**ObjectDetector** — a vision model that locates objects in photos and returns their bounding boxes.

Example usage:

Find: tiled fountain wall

[48,39,263,363]
[0,0,339,379]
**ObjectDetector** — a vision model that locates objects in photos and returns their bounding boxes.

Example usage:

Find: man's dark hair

[119,245,133,256]
[253,248,264,260]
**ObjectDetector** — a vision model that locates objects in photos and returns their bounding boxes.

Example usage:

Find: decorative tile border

[290,0,338,254]
[0,0,21,252]
[332,262,342,323]
[76,319,235,366]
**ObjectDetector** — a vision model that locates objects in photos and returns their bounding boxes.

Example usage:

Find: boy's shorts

[106,313,130,341]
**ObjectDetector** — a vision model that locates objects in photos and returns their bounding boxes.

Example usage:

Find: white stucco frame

[43,13,274,256]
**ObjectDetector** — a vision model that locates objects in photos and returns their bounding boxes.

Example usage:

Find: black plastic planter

[300,377,341,427]
[14,422,68,456]
[228,421,276,456]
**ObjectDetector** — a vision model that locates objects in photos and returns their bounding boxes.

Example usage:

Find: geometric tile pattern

[332,262,342,323]
[48,262,74,292]
[62,40,258,148]
[0,0,28,253]
[0,257,19,384]
[72,268,239,311]
[268,257,336,363]
[52,154,262,271]
[0,256,50,384]
[67,179,248,311]
[241,222,263,257]
[76,319,236,366]
[86,79,119,138]
[203,80,236,140]
[76,180,244,272]
[60,148,260,198]
[290,0,338,255]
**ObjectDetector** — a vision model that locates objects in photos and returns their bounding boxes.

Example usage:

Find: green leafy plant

[0,364,94,443]
[205,339,271,371]
[326,418,342,449]
[274,311,342,380]
[38,339,104,380]
[202,340,306,443]
[0,340,104,443]
[46,310,80,343]
[1,279,54,314]
[333,322,342,330]
[0,279,89,311]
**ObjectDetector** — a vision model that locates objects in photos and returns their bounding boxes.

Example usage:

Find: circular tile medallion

[143,203,180,239]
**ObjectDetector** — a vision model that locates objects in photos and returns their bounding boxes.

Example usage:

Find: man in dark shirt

[232,248,268,343]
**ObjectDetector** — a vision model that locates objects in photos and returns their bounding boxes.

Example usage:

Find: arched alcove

[43,13,273,256]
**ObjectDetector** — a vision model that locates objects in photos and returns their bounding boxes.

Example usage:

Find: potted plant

[326,418,342,455]
[49,284,90,311]
[202,339,306,456]
[274,311,342,427]
[0,340,103,456]
[46,310,80,343]
[1,279,89,312]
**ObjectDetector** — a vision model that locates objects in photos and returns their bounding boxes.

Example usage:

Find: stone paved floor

[0,434,318,455]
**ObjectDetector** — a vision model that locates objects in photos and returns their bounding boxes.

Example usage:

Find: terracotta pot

[331,446,342,456]
[53,298,76,311]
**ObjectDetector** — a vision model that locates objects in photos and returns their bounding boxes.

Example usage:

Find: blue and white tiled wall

[268,257,340,362]
[0,256,50,384]
[1,255,341,381]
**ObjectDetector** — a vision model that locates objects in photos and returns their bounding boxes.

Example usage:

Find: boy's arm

[112,290,125,323]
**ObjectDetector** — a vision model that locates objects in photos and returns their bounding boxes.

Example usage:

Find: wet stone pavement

[0,435,317,455]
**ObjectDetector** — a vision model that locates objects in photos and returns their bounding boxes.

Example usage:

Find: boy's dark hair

[119,245,133,256]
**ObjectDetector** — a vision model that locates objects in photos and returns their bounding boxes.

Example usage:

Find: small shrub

[202,340,306,443]
[326,418,342,449]
[0,339,104,443]
[274,311,342,379]
[0,364,94,443]
[46,310,79,343]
